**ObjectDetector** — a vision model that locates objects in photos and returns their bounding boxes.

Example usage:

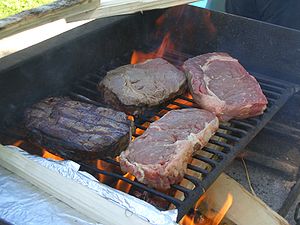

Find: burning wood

[180,193,233,225]
[197,173,289,225]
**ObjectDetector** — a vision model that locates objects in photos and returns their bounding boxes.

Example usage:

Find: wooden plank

[0,145,152,225]
[66,0,197,22]
[0,0,100,39]
[199,173,290,225]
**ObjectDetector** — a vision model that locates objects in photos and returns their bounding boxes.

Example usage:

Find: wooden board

[66,0,197,22]
[0,0,100,39]
[0,0,197,39]
[200,173,290,225]
[0,145,152,225]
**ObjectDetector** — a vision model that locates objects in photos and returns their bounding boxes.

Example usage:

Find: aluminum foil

[0,146,178,225]
[0,165,99,225]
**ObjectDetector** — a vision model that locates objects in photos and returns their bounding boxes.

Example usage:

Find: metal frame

[70,55,297,221]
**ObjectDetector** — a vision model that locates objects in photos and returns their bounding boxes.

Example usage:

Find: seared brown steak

[120,108,219,190]
[98,58,186,115]
[24,97,132,160]
[183,52,268,121]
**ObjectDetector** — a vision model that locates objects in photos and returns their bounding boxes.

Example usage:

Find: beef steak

[98,58,186,115]
[183,52,268,121]
[119,108,219,190]
[24,97,132,160]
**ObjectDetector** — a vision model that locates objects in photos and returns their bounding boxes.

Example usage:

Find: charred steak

[120,108,219,190]
[98,58,186,114]
[24,97,132,160]
[183,52,268,121]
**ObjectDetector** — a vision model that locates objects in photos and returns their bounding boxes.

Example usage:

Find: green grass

[0,0,54,19]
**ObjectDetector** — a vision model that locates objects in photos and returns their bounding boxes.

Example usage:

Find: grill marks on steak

[24,97,132,160]
[183,52,268,121]
[98,58,186,115]
[120,108,219,190]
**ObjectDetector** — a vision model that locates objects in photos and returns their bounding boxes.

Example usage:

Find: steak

[24,97,132,160]
[119,108,219,190]
[183,52,268,121]
[98,58,186,115]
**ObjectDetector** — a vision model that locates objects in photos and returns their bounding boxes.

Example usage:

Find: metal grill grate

[69,54,297,221]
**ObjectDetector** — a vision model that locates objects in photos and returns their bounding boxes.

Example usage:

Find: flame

[131,32,174,64]
[186,93,193,99]
[175,98,194,107]
[151,116,160,121]
[12,140,24,147]
[181,215,194,225]
[202,11,217,38]
[115,173,135,193]
[135,128,145,135]
[128,115,134,121]
[155,14,165,26]
[180,193,233,225]
[209,193,233,225]
[97,160,110,183]
[42,149,63,160]
[167,104,180,110]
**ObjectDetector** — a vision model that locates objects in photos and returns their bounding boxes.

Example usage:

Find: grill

[1,4,300,224]
[65,51,297,221]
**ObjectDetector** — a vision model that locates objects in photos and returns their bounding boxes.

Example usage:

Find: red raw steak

[183,52,268,121]
[120,108,219,190]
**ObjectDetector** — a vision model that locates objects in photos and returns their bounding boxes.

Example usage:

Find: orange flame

[97,160,112,183]
[115,173,135,193]
[180,193,233,225]
[155,14,165,26]
[186,93,193,99]
[131,32,174,64]
[209,193,233,225]
[42,149,63,161]
[12,140,24,147]
[167,104,180,110]
[175,98,194,107]
[128,115,134,121]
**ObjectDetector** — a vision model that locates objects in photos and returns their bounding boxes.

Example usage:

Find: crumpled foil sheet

[0,146,178,225]
[0,165,99,225]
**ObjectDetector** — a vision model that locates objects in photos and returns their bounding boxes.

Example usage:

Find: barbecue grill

[0,5,300,224]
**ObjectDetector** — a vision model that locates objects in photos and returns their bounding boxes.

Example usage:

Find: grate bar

[202,147,227,158]
[187,164,210,175]
[69,62,297,222]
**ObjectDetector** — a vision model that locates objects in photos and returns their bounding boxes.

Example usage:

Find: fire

[131,32,174,64]
[115,172,135,193]
[180,193,233,225]
[175,98,194,107]
[42,149,63,160]
[127,115,134,121]
[186,93,193,99]
[209,194,233,225]
[12,140,24,147]
[167,103,180,110]
[135,128,145,135]
[97,160,111,183]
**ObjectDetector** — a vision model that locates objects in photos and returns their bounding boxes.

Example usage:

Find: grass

[0,0,54,19]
